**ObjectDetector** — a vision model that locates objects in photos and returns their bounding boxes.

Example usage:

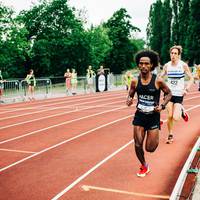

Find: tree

[185,0,200,64]
[146,0,163,56]
[171,0,180,45]
[86,25,112,71]
[161,0,172,64]
[104,8,140,74]
[178,0,190,58]
[19,0,90,76]
[0,3,29,78]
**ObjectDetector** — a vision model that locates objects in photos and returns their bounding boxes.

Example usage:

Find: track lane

[0,92,125,122]
[54,106,200,200]
[0,90,126,112]
[0,117,134,200]
[0,89,199,200]
[0,96,125,133]
[0,99,127,142]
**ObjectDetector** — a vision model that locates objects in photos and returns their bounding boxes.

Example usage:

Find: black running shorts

[170,96,184,104]
[132,110,160,131]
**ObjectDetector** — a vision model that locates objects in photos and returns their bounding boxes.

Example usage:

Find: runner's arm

[159,64,167,78]
[126,78,137,106]
[184,63,194,93]
[155,77,172,112]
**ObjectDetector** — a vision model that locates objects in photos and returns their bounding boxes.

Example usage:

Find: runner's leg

[133,126,146,165]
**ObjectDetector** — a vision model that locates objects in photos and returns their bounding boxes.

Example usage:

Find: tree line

[1,0,199,79]
[0,0,144,79]
[147,0,200,65]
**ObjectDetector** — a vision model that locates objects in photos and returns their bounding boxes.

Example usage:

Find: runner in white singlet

[160,45,193,144]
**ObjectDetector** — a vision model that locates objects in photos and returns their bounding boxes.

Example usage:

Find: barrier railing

[21,78,52,100]
[0,74,125,103]
[1,80,21,102]
[170,137,200,200]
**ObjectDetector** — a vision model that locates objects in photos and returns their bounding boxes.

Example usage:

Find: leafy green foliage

[104,8,141,73]
[86,25,112,71]
[0,0,145,78]
[147,0,200,65]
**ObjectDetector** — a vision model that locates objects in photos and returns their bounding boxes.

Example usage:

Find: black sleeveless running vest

[136,74,161,113]
[30,75,34,85]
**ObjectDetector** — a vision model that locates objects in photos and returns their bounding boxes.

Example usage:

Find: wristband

[128,96,133,100]
[161,104,166,110]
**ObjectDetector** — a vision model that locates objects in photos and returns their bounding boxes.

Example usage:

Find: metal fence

[0,74,124,104]
[1,80,21,102]
[1,78,51,103]
[21,78,52,100]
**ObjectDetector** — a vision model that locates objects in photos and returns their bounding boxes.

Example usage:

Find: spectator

[25,69,36,101]
[71,68,78,95]
[0,70,5,103]
[64,68,72,95]
[86,65,96,93]
[195,64,200,91]
[124,70,133,91]
[97,65,105,75]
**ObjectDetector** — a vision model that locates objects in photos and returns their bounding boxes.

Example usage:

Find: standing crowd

[0,65,108,102]
[63,65,107,95]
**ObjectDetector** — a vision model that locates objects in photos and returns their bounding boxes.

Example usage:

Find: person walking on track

[160,45,194,144]
[126,50,172,177]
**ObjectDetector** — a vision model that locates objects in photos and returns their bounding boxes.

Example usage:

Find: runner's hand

[126,96,133,106]
[183,88,188,96]
[154,105,162,112]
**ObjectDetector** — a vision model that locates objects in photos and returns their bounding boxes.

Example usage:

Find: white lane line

[0,103,131,144]
[51,104,200,200]
[0,148,36,154]
[0,92,125,115]
[0,115,132,173]
[0,99,124,130]
[184,95,200,101]
[186,104,200,111]
[81,185,170,199]
[161,105,200,123]
[0,91,126,112]
[51,140,134,200]
[0,94,124,121]
[1,94,198,130]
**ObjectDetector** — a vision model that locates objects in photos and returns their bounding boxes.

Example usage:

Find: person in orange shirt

[64,69,72,95]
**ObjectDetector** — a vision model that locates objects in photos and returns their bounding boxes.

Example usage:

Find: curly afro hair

[135,50,160,71]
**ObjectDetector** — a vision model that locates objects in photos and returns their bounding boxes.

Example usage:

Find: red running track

[0,87,199,200]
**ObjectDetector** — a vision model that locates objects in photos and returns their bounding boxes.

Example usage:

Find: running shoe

[181,109,189,122]
[166,134,174,144]
[137,164,150,177]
